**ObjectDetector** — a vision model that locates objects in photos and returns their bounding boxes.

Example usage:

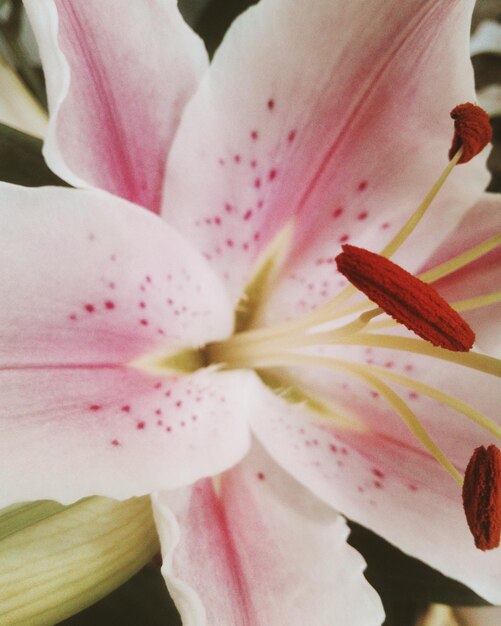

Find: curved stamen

[452,292,501,312]
[216,332,501,378]
[331,334,501,378]
[363,365,501,440]
[335,245,475,351]
[254,353,501,443]
[381,149,462,259]
[418,233,501,283]
[380,103,491,258]
[249,352,464,484]
[207,308,382,363]
[319,234,501,326]
[365,291,501,334]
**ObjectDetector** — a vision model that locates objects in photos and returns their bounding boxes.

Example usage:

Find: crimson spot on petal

[449,103,492,164]
[462,445,501,550]
[335,245,475,352]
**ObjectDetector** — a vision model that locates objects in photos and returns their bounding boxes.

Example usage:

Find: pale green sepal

[0,500,66,541]
[0,496,159,626]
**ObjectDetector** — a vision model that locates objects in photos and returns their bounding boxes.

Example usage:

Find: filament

[367,365,501,440]
[419,233,501,283]
[381,149,462,259]
[248,352,464,484]
[331,334,501,378]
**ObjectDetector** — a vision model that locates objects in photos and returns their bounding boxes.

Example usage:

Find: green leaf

[0,122,67,187]
[347,521,490,609]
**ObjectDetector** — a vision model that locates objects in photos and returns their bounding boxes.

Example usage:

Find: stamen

[330,243,501,324]
[452,292,501,313]
[359,291,501,333]
[206,308,381,365]
[462,445,501,550]
[379,104,491,260]
[228,347,501,449]
[225,106,493,355]
[249,352,464,484]
[380,149,461,260]
[366,365,501,441]
[449,103,492,164]
[418,233,501,283]
[332,334,501,378]
[335,245,475,351]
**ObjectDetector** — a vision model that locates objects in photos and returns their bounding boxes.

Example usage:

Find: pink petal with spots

[0,184,232,363]
[0,183,248,503]
[24,0,208,212]
[0,366,253,505]
[419,193,501,355]
[249,351,501,604]
[280,341,499,469]
[152,442,384,626]
[162,0,487,307]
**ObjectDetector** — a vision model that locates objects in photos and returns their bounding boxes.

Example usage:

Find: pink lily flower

[1,0,500,622]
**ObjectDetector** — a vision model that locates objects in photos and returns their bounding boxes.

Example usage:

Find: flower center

[203,103,501,549]
[207,105,494,371]
[136,103,501,549]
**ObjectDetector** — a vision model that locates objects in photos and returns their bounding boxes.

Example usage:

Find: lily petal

[162,0,488,307]
[420,193,501,355]
[153,442,384,626]
[0,184,253,504]
[0,366,253,506]
[0,184,232,362]
[249,360,501,604]
[24,0,208,212]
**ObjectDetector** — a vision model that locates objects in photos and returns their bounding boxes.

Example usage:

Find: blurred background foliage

[0,0,500,624]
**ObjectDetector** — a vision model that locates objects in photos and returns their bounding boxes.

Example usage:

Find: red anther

[462,445,501,551]
[449,103,492,164]
[335,245,475,352]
